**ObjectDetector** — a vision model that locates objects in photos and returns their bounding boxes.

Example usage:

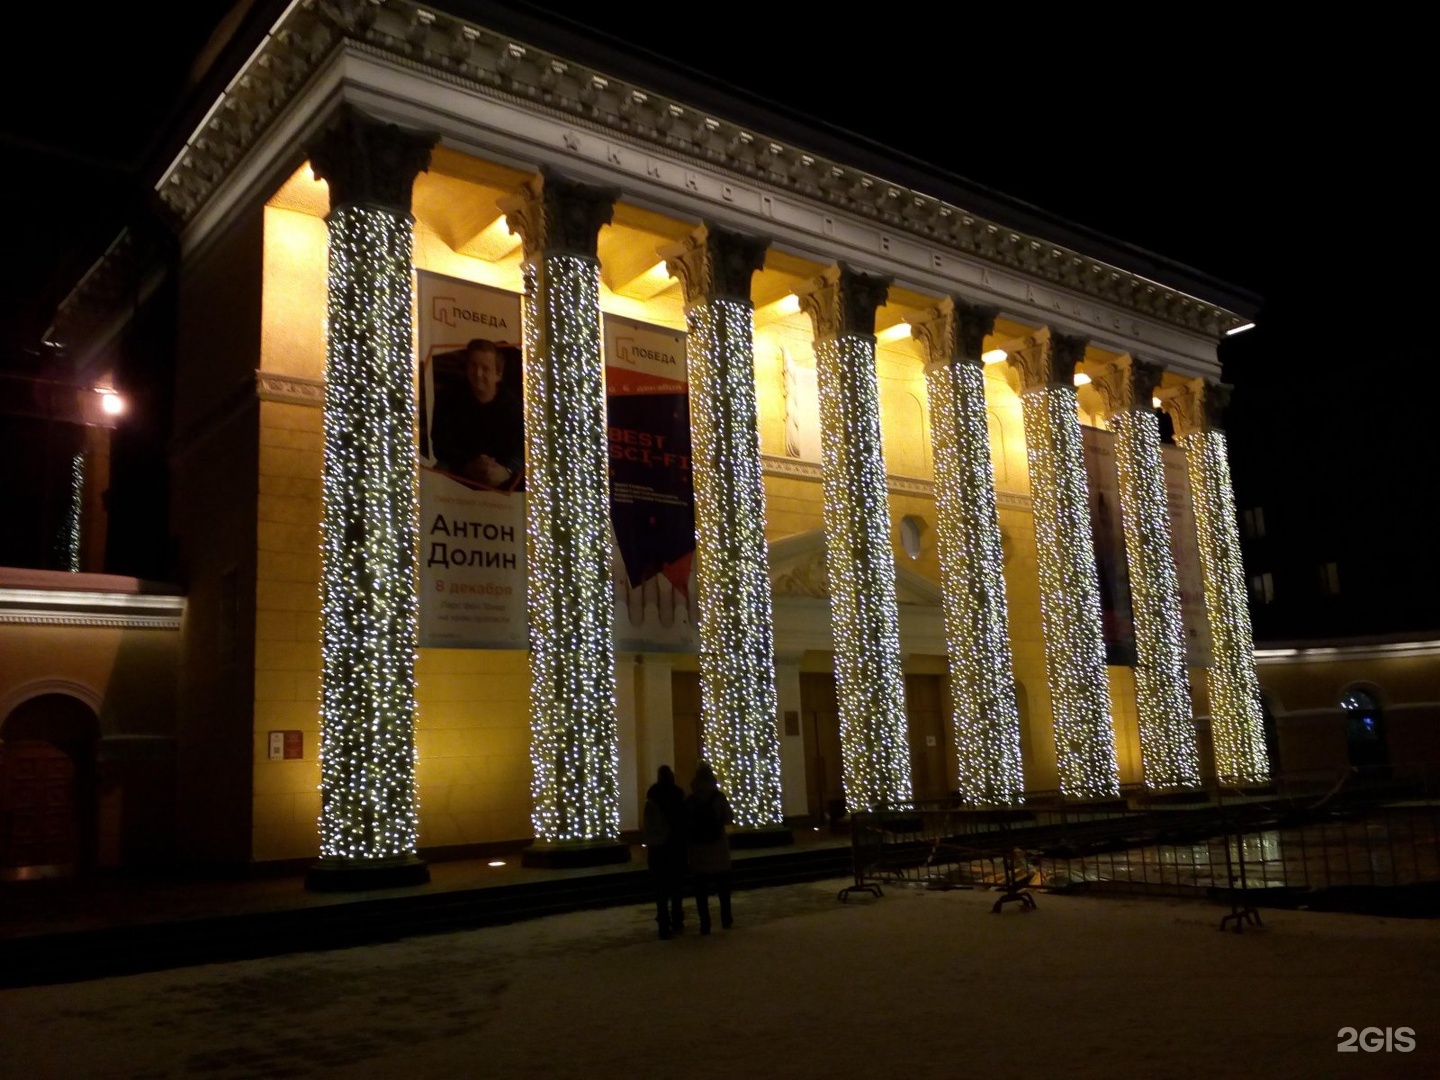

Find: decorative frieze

[256,372,325,406]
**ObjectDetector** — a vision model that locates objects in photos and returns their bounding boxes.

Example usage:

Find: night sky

[1,4,1431,635]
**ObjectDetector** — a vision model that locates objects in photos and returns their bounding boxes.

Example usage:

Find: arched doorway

[1340,686,1388,774]
[1,693,99,878]
[1259,690,1283,775]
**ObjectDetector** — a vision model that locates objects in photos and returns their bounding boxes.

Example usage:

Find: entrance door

[1,740,79,874]
[671,672,703,790]
[1,692,99,878]
[800,673,843,820]
[905,675,948,802]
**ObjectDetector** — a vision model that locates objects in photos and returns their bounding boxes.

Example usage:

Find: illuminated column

[1008,330,1119,799]
[911,300,1023,804]
[666,224,787,834]
[503,171,630,865]
[1166,380,1269,784]
[306,108,436,890]
[798,265,912,811]
[1092,357,1201,789]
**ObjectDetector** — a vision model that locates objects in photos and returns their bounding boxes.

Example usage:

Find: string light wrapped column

[1093,357,1201,789]
[1167,380,1269,784]
[798,265,912,812]
[1008,330,1119,799]
[912,299,1023,805]
[503,171,631,867]
[666,225,787,836]
[306,108,436,891]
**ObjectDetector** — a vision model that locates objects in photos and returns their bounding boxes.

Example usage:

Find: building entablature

[54,0,1244,380]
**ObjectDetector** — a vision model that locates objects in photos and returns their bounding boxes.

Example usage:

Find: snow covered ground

[2,877,1435,1078]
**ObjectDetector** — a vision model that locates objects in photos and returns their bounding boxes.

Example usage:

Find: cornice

[0,587,185,631]
[1254,636,1440,665]
[142,0,1246,342]
[257,371,326,406]
[0,613,183,630]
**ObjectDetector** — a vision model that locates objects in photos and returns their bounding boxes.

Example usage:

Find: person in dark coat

[685,761,734,934]
[643,764,688,939]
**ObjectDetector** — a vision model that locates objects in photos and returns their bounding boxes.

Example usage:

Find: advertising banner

[1080,427,1214,668]
[603,315,698,652]
[417,272,527,649]
[1081,427,1137,666]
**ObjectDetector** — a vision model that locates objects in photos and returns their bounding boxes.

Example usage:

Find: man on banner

[431,338,525,492]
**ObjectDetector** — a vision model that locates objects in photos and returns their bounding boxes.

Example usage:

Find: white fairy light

[814,330,912,810]
[65,453,84,572]
[317,205,422,859]
[1020,384,1119,799]
[523,253,622,842]
[915,303,1023,806]
[1111,408,1201,788]
[1179,427,1269,783]
[686,296,785,826]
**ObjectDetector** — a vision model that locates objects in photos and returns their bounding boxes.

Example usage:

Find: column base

[728,825,795,850]
[521,840,632,869]
[305,854,430,892]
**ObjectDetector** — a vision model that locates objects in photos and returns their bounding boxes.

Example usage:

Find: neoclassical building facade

[48,0,1273,882]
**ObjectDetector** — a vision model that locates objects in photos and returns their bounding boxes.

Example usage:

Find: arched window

[1340,687,1388,773]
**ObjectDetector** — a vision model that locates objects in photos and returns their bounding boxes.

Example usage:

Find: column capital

[663,223,769,308]
[797,263,891,341]
[1164,377,1232,438]
[1091,354,1165,419]
[501,167,618,261]
[911,297,999,372]
[307,105,437,216]
[1006,328,1089,394]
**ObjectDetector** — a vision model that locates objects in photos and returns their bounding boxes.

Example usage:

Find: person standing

[643,764,688,939]
[686,761,734,934]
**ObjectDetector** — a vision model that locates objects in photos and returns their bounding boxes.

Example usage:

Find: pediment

[768,529,942,605]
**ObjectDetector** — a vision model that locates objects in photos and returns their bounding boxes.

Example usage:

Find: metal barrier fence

[840,768,1440,917]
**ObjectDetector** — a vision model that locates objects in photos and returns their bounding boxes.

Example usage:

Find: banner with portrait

[603,315,698,652]
[417,272,526,649]
[1081,427,1137,666]
[1080,427,1213,669]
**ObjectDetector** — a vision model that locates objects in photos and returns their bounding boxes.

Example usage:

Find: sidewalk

[0,830,852,986]
[3,873,1438,1079]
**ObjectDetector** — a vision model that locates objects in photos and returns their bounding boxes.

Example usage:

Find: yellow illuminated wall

[246,150,1168,858]
[252,175,534,860]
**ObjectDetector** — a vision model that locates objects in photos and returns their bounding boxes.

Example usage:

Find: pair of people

[643,761,733,939]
